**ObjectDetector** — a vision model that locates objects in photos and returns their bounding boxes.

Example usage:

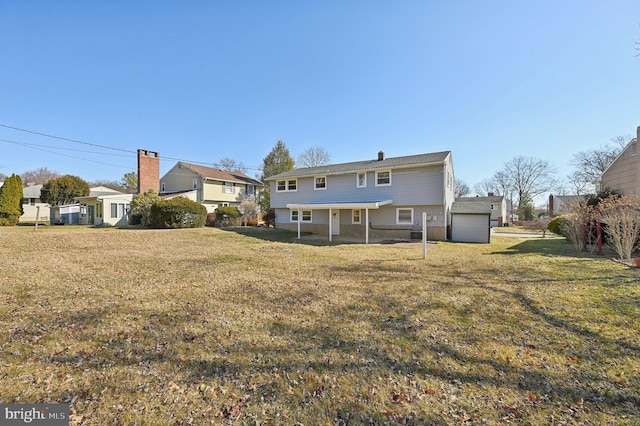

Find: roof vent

[378,151,385,161]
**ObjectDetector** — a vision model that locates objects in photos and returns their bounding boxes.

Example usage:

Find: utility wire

[0,123,264,171]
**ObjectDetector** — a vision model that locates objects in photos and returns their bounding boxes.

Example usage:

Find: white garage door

[452,214,490,243]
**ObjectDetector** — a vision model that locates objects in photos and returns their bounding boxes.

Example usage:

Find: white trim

[352,209,361,224]
[356,172,367,188]
[314,176,327,190]
[286,200,392,210]
[396,207,414,225]
[276,179,298,192]
[375,170,392,187]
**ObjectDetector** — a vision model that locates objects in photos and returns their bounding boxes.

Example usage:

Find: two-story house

[599,126,640,198]
[160,162,263,212]
[266,151,455,243]
[20,184,49,223]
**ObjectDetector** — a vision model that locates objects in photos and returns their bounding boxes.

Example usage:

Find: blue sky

[1,1,639,199]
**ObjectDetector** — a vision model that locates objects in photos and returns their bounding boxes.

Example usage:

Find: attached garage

[451,201,491,243]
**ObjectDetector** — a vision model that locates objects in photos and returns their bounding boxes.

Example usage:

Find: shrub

[547,215,567,236]
[263,209,275,227]
[214,206,241,227]
[205,212,216,227]
[131,190,161,227]
[149,197,207,229]
[0,174,23,226]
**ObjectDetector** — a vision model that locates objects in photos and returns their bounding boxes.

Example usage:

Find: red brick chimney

[137,149,160,194]
[548,194,554,217]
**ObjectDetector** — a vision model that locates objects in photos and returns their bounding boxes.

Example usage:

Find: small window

[396,208,413,225]
[119,203,126,217]
[314,176,326,190]
[376,170,391,186]
[192,179,198,190]
[290,210,298,222]
[224,182,234,194]
[247,185,254,195]
[110,203,118,218]
[352,209,361,224]
[357,172,367,188]
[161,182,166,192]
[287,179,297,191]
[277,180,286,191]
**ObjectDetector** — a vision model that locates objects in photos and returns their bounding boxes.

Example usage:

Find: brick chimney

[137,149,160,194]
[548,194,554,217]
[378,151,385,161]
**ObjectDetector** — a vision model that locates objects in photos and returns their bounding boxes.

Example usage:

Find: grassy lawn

[0,226,638,425]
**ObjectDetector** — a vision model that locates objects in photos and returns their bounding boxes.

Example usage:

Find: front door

[331,210,340,235]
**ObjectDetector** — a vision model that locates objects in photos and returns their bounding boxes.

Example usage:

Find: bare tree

[566,170,594,195]
[502,156,558,206]
[454,178,470,198]
[474,178,499,197]
[20,167,60,185]
[599,194,640,261]
[218,157,248,174]
[297,146,331,168]
[238,201,259,226]
[569,134,632,189]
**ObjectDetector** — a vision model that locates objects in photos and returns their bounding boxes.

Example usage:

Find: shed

[451,201,491,243]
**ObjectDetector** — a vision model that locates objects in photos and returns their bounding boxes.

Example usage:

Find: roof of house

[88,186,125,197]
[173,162,262,185]
[456,195,504,203]
[23,184,43,198]
[600,135,638,178]
[451,201,492,214]
[266,151,451,180]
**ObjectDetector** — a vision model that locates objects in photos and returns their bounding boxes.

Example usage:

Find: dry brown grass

[0,226,638,425]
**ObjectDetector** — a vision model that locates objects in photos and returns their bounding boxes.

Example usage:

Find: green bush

[0,174,23,226]
[214,206,241,227]
[149,197,207,229]
[547,215,567,236]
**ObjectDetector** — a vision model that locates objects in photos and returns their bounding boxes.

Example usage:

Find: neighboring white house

[160,162,263,213]
[50,186,134,226]
[266,150,455,243]
[20,184,50,223]
[75,186,134,226]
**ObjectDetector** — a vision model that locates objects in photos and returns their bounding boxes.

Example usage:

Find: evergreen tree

[0,174,24,225]
[40,175,90,206]
[259,140,295,211]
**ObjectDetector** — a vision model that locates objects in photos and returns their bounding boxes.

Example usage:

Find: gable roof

[451,201,492,215]
[170,162,262,185]
[266,151,451,180]
[23,184,43,198]
[456,195,504,204]
[600,136,638,179]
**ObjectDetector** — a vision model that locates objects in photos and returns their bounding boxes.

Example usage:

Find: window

[161,182,166,192]
[96,203,102,218]
[192,179,198,190]
[314,176,327,190]
[276,179,297,192]
[247,185,254,195]
[290,210,312,222]
[111,203,128,218]
[376,170,391,186]
[396,208,413,225]
[119,203,126,218]
[110,203,118,218]
[352,209,361,224]
[224,182,234,194]
[357,172,367,188]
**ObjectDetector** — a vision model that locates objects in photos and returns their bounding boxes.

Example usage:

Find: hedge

[149,197,207,229]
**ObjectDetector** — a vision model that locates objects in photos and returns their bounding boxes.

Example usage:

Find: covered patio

[286,200,393,244]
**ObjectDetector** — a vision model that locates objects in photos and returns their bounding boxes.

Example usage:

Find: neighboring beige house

[20,184,49,223]
[160,162,263,213]
[74,186,134,226]
[598,126,640,197]
[455,195,507,227]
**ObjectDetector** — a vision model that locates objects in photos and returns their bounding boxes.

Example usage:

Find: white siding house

[266,151,455,243]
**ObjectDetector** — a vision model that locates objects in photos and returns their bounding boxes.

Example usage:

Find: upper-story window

[314,176,327,190]
[247,185,255,195]
[161,182,166,192]
[224,181,234,194]
[276,179,297,192]
[375,170,391,186]
[192,179,198,190]
[357,172,367,188]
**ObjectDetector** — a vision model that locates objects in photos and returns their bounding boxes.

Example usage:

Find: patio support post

[365,208,369,244]
[329,208,333,242]
[297,209,301,239]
